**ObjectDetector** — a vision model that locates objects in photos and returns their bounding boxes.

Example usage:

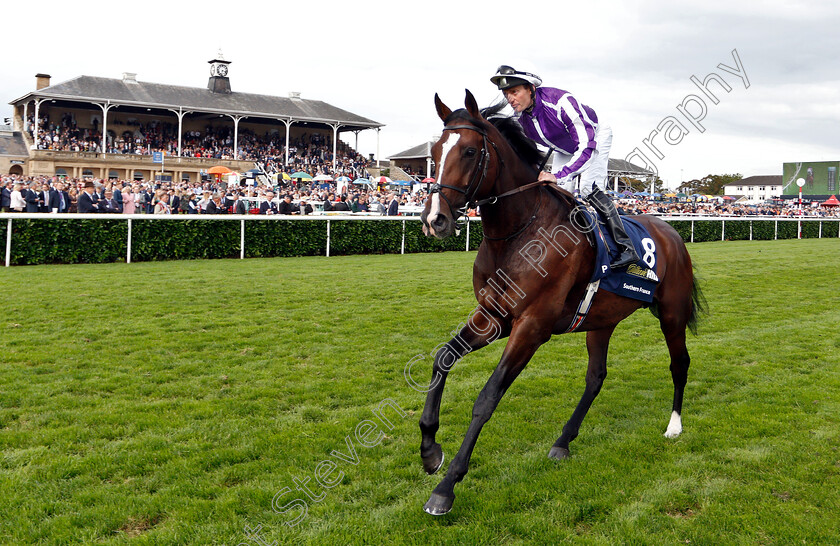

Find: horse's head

[422,90,496,239]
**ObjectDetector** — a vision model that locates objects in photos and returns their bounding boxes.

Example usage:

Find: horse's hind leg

[549,326,615,460]
[659,307,691,438]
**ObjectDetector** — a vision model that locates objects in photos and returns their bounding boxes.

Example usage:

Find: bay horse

[417,90,705,515]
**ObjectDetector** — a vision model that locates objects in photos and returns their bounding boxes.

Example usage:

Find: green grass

[1,239,839,545]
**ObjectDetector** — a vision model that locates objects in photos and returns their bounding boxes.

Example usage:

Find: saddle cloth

[580,209,661,303]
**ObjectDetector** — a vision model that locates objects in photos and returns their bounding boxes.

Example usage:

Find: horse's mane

[444,102,543,172]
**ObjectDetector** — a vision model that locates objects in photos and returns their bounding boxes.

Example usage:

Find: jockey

[491,65,639,270]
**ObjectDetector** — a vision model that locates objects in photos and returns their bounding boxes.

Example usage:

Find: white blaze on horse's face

[428,132,461,236]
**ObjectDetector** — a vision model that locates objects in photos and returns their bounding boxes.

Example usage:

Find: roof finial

[217,48,225,61]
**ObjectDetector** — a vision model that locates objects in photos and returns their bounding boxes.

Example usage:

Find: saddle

[544,187,661,332]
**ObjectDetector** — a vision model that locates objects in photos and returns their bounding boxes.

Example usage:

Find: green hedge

[0,216,836,266]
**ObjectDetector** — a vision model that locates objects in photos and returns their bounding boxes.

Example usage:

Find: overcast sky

[3,0,838,189]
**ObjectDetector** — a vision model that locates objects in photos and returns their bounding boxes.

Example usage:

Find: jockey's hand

[538,171,557,183]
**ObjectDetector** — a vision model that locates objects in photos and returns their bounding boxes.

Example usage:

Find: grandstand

[3,54,383,182]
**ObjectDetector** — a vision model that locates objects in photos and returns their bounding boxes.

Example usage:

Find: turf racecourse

[1,239,839,545]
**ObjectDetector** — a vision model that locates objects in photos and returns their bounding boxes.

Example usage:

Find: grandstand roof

[0,127,28,157]
[606,158,654,176]
[728,175,783,187]
[10,75,383,132]
[387,141,433,160]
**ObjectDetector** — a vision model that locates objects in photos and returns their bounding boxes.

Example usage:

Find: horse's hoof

[548,446,571,460]
[421,444,445,475]
[423,492,454,516]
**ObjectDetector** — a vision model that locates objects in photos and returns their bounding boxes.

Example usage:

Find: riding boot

[585,187,640,270]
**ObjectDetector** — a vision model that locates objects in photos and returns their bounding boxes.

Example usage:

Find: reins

[428,121,556,241]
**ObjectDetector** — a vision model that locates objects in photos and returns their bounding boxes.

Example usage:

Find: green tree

[677,173,741,195]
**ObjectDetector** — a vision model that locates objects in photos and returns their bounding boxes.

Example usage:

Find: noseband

[428,124,498,222]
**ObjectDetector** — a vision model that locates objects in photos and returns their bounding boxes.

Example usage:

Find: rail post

[4,218,11,267]
[240,219,245,259]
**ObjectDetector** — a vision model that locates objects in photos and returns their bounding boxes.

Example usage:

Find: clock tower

[207,50,232,94]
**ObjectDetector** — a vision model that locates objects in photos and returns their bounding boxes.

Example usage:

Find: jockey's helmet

[490,65,542,90]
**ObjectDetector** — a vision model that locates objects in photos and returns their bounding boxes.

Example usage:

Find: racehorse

[417,90,705,516]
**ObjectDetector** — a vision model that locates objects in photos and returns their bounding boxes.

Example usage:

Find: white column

[283,118,293,167]
[32,98,45,149]
[227,115,244,160]
[330,122,341,176]
[168,107,192,158]
[23,102,29,132]
[98,102,116,154]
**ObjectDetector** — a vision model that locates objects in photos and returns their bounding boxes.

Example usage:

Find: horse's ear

[464,89,481,119]
[434,93,452,122]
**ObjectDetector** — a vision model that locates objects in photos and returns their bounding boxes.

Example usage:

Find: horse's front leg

[424,322,548,515]
[417,324,499,475]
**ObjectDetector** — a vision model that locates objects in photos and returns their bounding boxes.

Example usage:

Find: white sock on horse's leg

[664,410,682,438]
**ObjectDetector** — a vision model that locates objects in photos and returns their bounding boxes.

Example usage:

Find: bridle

[428,121,555,240]
[428,124,497,223]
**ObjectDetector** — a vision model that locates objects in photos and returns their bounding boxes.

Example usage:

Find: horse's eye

[464,148,477,158]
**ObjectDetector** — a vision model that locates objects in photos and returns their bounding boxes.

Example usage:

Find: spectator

[1,181,13,212]
[259,191,278,214]
[387,192,399,216]
[185,192,199,214]
[278,194,295,215]
[298,198,313,215]
[24,183,41,212]
[231,192,248,215]
[122,185,136,214]
[54,182,70,213]
[154,193,171,214]
[41,182,59,213]
[101,190,123,213]
[169,190,181,214]
[77,181,100,213]
[67,187,78,213]
[197,191,212,213]
[10,183,26,212]
[205,193,226,214]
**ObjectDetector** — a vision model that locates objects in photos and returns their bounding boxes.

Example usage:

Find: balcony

[28,149,252,170]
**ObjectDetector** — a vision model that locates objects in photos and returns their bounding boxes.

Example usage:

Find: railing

[2,214,838,268]
[1,213,479,267]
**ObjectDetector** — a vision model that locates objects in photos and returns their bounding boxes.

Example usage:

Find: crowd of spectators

[25,113,369,179]
[0,173,422,216]
[3,172,839,219]
[616,199,840,217]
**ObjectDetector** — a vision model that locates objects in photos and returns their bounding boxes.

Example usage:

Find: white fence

[1,213,479,267]
[2,213,838,267]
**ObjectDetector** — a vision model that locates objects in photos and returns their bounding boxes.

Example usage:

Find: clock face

[217,64,228,77]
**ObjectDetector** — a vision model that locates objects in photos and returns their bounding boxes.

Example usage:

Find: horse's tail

[686,268,708,336]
